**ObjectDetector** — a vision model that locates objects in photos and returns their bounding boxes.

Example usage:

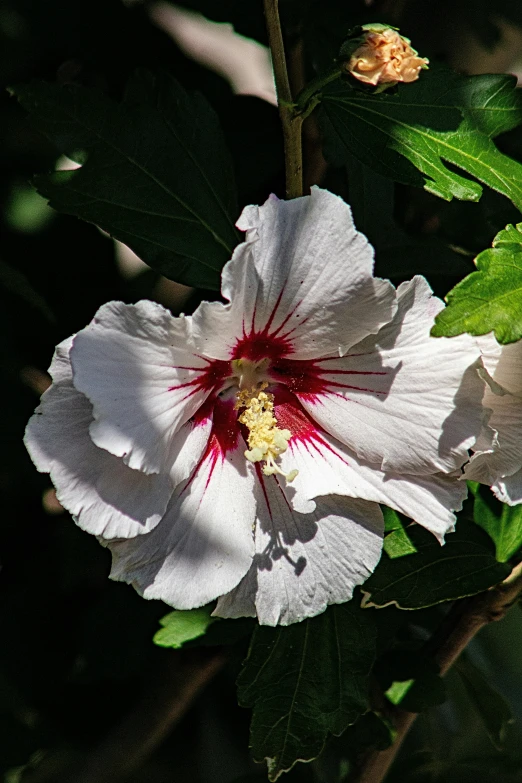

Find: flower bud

[341,25,429,88]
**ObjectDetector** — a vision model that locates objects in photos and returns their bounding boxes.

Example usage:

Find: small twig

[354,561,522,783]
[66,649,226,783]
[293,62,343,114]
[263,0,303,198]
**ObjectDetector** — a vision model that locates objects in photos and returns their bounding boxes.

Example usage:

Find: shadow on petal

[439,360,485,467]
[107,441,256,609]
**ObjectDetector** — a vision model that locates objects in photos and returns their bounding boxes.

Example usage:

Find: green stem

[294,62,343,114]
[263,0,303,198]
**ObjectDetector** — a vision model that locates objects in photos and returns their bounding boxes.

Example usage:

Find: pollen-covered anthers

[235,384,298,483]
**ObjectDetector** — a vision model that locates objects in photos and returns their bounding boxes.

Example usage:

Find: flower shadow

[439,360,485,467]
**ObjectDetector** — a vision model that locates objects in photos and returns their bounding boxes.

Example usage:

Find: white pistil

[235,384,298,483]
[231,357,270,390]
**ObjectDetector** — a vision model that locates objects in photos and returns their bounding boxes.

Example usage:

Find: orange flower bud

[346,27,428,87]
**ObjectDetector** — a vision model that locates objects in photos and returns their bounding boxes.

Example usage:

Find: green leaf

[345,152,473,282]
[343,711,393,755]
[153,606,218,649]
[383,528,418,560]
[385,679,415,704]
[237,602,376,781]
[471,483,522,562]
[383,506,404,533]
[361,519,510,610]
[431,223,522,343]
[382,507,418,559]
[320,68,522,210]
[456,656,513,750]
[11,70,239,289]
[154,607,253,650]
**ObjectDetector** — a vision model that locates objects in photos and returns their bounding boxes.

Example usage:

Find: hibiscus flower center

[230,357,270,390]
[230,358,298,483]
[235,385,298,483]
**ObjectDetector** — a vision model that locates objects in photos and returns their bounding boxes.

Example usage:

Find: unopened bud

[340,25,428,88]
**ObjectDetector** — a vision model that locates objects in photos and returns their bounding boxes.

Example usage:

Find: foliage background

[2,1,522,781]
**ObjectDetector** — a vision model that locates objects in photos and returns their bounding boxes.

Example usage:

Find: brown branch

[354,561,522,783]
[65,649,226,783]
[263,0,303,198]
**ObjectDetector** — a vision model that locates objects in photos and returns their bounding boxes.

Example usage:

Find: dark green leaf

[11,70,239,289]
[153,606,218,649]
[345,152,473,281]
[342,711,393,755]
[362,519,510,610]
[320,69,522,210]
[237,602,376,781]
[377,649,446,713]
[456,656,513,750]
[431,223,522,343]
[471,483,522,562]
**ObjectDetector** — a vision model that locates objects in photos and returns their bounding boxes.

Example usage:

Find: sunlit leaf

[431,223,522,343]
[320,69,522,210]
[471,482,522,562]
[382,507,418,559]
[153,606,217,649]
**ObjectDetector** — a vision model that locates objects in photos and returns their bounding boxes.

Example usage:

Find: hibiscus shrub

[4,1,522,782]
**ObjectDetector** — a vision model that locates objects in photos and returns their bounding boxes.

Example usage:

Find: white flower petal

[169,409,214,488]
[108,399,255,608]
[465,336,522,504]
[215,477,384,626]
[190,187,396,361]
[465,388,522,489]
[70,300,226,474]
[298,276,484,475]
[478,334,522,397]
[24,339,172,539]
[494,468,522,505]
[212,573,257,620]
[279,421,462,543]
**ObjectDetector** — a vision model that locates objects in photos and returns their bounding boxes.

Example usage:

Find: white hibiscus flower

[24,187,485,626]
[465,335,522,505]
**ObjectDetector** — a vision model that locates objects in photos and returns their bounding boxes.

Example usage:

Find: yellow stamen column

[235,385,298,483]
